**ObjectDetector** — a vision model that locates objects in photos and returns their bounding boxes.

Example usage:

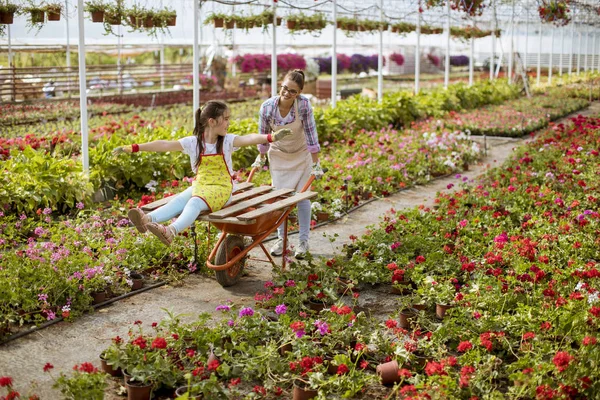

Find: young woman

[113,100,291,246]
[253,69,323,259]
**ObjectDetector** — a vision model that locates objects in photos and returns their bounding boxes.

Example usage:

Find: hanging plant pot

[47,7,61,21]
[30,10,45,24]
[213,17,223,28]
[293,380,317,400]
[276,17,282,25]
[436,303,454,320]
[0,12,15,25]
[90,10,104,23]
[225,19,234,29]
[143,16,153,28]
[287,20,296,29]
[166,15,176,26]
[376,360,401,385]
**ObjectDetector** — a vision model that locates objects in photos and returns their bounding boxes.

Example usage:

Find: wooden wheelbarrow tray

[141,169,318,287]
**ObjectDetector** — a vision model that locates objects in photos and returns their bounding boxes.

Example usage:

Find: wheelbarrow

[142,168,318,287]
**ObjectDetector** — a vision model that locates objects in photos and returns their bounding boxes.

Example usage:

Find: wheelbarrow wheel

[215,235,246,287]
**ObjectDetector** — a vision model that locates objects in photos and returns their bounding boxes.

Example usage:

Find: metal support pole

[490,7,496,81]
[231,5,236,77]
[549,27,554,84]
[559,26,564,76]
[377,0,383,101]
[193,0,200,116]
[524,8,528,72]
[415,1,421,93]
[444,0,450,88]
[76,0,89,174]
[577,30,582,74]
[160,41,165,91]
[271,2,277,98]
[469,36,474,86]
[65,0,71,98]
[569,20,574,75]
[117,25,122,94]
[537,21,542,85]
[332,0,337,107]
[508,0,514,83]
[584,30,589,72]
[8,24,15,102]
[592,34,596,75]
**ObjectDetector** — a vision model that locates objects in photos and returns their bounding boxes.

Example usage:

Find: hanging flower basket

[30,10,45,24]
[104,12,121,26]
[46,5,61,21]
[287,20,296,29]
[538,1,570,26]
[143,15,153,28]
[90,10,104,23]
[213,17,223,28]
[0,11,15,25]
[166,15,176,26]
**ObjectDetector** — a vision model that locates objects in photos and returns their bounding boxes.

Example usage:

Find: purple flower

[76,202,85,210]
[19,214,27,220]
[295,330,306,338]
[314,320,329,336]
[42,208,52,215]
[239,307,254,317]
[216,304,231,312]
[275,304,287,315]
[46,310,56,321]
[227,319,235,327]
[38,293,48,302]
[284,280,296,287]
[34,227,46,236]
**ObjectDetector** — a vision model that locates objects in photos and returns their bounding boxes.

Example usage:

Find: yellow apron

[268,99,312,192]
[192,154,233,212]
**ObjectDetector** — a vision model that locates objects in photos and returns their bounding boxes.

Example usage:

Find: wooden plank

[198,215,255,225]
[140,182,255,212]
[208,188,295,219]
[235,191,318,221]
[229,186,273,204]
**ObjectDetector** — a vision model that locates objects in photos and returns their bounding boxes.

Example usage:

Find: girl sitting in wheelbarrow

[113,100,292,246]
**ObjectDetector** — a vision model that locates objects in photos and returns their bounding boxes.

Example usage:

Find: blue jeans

[277,199,310,242]
[148,187,209,234]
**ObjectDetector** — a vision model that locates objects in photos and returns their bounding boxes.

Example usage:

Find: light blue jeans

[148,187,209,234]
[277,199,310,242]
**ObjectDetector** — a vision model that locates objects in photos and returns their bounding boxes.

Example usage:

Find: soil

[1,103,598,399]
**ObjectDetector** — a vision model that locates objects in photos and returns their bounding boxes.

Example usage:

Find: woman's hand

[272,128,293,142]
[112,145,132,156]
[311,161,325,180]
[251,154,267,168]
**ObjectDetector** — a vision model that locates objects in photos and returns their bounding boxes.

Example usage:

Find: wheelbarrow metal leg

[191,223,198,265]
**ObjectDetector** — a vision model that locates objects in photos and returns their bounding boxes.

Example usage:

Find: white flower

[588,292,599,305]
[145,180,158,192]
[311,202,323,212]
[575,281,585,291]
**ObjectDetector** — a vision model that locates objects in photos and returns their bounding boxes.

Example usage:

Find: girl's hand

[272,128,293,142]
[112,145,132,156]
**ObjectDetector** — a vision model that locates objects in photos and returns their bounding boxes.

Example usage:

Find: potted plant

[23,4,45,25]
[103,1,123,26]
[125,4,146,29]
[45,2,61,21]
[84,0,107,23]
[44,362,108,400]
[163,7,176,26]
[205,12,226,28]
[224,15,235,29]
[0,2,19,24]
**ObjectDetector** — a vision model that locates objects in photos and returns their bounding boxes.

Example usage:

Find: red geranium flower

[151,337,168,349]
[0,376,13,387]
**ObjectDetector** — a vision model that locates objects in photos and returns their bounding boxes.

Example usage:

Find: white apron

[267,99,312,192]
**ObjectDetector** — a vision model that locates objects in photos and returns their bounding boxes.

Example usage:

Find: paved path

[1,103,598,399]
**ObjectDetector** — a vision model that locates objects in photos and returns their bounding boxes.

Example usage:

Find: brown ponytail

[193,100,229,171]
[284,69,305,90]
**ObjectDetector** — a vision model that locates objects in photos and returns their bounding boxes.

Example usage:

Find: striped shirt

[257,95,321,154]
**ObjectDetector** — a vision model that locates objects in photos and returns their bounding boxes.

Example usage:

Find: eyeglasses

[280,85,299,96]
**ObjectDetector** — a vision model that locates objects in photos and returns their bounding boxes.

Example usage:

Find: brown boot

[128,208,151,233]
[147,223,175,246]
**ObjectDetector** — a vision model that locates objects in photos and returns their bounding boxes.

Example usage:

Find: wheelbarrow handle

[246,167,259,183]
[300,167,328,193]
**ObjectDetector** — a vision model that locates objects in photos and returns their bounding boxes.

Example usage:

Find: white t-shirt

[178,134,238,175]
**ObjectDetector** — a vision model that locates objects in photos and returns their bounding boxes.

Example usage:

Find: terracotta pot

[225,20,234,29]
[175,385,202,399]
[167,16,176,26]
[307,299,329,312]
[287,20,296,29]
[213,17,223,28]
[105,14,122,25]
[0,11,14,24]
[47,8,61,21]
[129,15,141,27]
[398,308,418,330]
[326,359,338,375]
[91,291,107,305]
[316,212,329,222]
[100,355,122,377]
[412,303,427,311]
[390,281,412,295]
[276,17,282,25]
[143,16,153,28]
[293,380,317,400]
[130,273,143,291]
[125,378,153,400]
[90,10,104,23]
[376,360,401,385]
[436,303,454,319]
